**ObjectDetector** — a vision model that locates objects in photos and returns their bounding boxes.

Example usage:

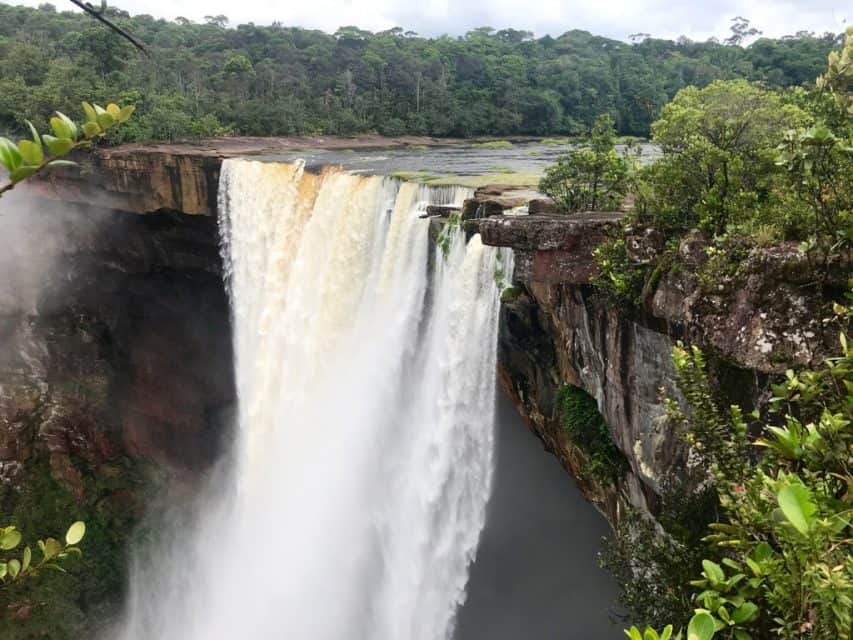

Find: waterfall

[114,159,512,640]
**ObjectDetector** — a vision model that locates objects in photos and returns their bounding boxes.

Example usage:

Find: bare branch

[67,0,150,57]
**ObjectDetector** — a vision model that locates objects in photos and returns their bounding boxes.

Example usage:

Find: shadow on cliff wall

[0,190,235,488]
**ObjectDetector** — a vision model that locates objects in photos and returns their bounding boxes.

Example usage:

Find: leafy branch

[0,521,86,587]
[0,101,135,198]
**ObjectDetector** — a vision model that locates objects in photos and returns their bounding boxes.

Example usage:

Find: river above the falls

[257,140,659,182]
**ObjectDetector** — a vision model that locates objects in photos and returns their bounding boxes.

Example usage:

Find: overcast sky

[5,0,848,42]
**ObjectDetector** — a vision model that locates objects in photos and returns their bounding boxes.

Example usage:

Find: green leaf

[82,121,101,138]
[644,628,660,640]
[18,140,43,166]
[50,116,72,140]
[661,626,674,640]
[733,631,752,640]
[42,537,62,561]
[9,165,38,183]
[81,101,98,123]
[97,112,116,130]
[777,483,816,535]
[55,112,78,140]
[65,521,86,546]
[731,602,758,624]
[25,120,41,147]
[22,546,31,572]
[752,542,773,562]
[0,529,21,551]
[0,562,6,580]
[687,612,716,640]
[702,560,725,584]
[118,105,135,123]
[626,627,644,640]
[0,137,23,171]
[42,135,75,157]
[106,103,121,119]
[8,559,20,579]
[47,160,78,169]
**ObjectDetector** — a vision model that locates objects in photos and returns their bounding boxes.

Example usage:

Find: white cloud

[4,0,848,41]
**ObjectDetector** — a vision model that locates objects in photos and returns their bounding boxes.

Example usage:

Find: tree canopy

[0,3,842,141]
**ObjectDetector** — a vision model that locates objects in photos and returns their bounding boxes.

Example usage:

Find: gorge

[0,141,838,638]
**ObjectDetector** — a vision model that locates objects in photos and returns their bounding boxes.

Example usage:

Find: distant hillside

[0,3,841,141]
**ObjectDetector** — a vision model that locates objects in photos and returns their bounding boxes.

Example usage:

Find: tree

[538,113,630,212]
[816,26,853,116]
[639,80,808,234]
[203,15,228,28]
[725,16,762,47]
[0,4,839,141]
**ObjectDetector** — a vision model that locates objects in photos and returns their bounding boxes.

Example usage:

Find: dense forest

[0,3,842,141]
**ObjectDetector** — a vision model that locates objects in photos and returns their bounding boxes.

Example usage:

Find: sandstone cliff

[480,212,840,522]
[0,194,234,491]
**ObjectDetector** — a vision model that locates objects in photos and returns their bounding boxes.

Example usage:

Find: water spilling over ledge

[114,159,512,639]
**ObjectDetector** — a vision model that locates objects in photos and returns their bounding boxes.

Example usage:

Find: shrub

[538,113,629,213]
[627,294,853,640]
[592,238,648,306]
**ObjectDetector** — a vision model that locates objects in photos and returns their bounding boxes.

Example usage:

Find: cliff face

[23,136,478,217]
[0,194,234,496]
[480,213,835,521]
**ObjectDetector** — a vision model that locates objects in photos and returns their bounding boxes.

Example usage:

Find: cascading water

[114,159,512,640]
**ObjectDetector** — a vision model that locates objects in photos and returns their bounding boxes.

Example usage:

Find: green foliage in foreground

[556,384,627,484]
[0,522,85,587]
[0,458,164,637]
[622,295,852,640]
[0,101,134,197]
[538,114,630,213]
[0,4,842,141]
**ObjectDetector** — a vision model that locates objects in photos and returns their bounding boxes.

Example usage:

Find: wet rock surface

[487,211,843,521]
[0,196,234,493]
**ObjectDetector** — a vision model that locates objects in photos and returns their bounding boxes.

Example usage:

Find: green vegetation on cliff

[588,29,853,306]
[0,4,841,141]
[0,457,165,638]
[577,31,853,640]
[622,296,852,640]
[538,113,629,212]
[557,385,627,485]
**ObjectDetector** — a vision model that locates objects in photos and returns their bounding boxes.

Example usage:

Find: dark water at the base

[456,391,620,640]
